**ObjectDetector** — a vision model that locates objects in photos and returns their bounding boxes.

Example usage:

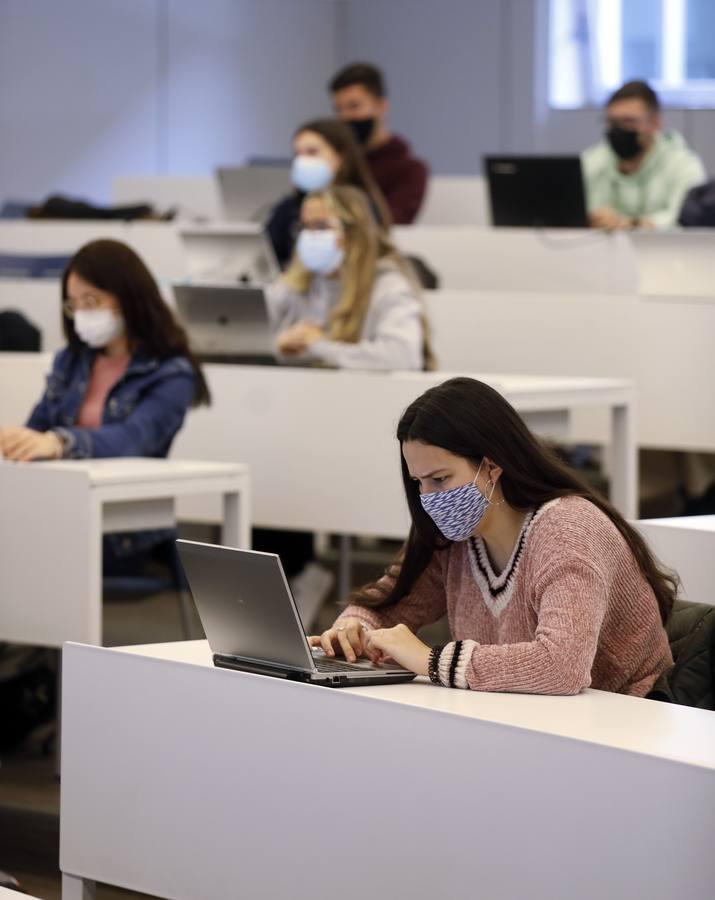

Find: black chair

[649,599,715,710]
[0,310,41,351]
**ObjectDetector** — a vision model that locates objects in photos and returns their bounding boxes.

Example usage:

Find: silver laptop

[173,283,276,364]
[216,165,290,222]
[177,540,416,688]
[179,224,279,284]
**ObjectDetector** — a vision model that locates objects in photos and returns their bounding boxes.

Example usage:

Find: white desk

[0,221,185,283]
[60,640,715,900]
[637,516,715,607]
[393,226,639,293]
[170,366,637,528]
[0,355,637,533]
[0,459,250,647]
[632,229,715,298]
[423,287,715,453]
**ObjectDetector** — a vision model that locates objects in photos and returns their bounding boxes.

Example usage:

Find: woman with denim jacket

[0,239,210,562]
[1,238,210,459]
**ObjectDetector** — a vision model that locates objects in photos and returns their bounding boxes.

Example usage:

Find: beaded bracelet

[428,644,444,685]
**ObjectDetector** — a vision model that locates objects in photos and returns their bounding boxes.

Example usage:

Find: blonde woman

[266,184,433,371]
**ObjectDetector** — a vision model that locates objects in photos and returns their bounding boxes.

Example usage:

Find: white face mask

[73,309,125,348]
[296,229,345,276]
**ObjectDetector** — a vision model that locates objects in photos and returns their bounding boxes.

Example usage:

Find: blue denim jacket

[27,346,196,458]
[27,345,197,557]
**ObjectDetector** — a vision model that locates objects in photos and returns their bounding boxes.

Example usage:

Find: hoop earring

[485,477,504,507]
[486,478,496,503]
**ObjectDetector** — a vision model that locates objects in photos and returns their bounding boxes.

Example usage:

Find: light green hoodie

[582,130,706,228]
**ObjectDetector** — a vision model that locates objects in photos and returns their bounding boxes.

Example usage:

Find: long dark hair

[61,239,210,406]
[293,118,391,230]
[352,377,676,624]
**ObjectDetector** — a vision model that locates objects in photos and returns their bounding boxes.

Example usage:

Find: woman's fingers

[319,629,337,657]
[5,434,40,461]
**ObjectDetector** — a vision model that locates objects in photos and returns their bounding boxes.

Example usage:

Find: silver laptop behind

[179,224,279,284]
[176,541,416,688]
[173,283,276,364]
[216,165,290,222]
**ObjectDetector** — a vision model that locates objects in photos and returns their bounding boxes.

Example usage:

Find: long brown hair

[61,239,210,406]
[282,185,435,369]
[352,377,676,624]
[293,118,391,230]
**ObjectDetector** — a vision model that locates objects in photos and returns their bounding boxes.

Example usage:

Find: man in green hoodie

[582,80,706,230]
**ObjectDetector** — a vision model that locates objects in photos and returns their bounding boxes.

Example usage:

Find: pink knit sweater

[341,497,673,696]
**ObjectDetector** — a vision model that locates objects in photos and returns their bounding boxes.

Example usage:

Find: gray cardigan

[265,263,424,371]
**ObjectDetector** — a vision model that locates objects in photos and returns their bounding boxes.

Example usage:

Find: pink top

[76,353,130,428]
[340,496,673,696]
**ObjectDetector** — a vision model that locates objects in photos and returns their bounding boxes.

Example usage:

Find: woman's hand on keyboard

[308,617,377,664]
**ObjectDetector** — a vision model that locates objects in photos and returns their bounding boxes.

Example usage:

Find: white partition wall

[637,517,715,607]
[394,227,639,293]
[0,222,185,283]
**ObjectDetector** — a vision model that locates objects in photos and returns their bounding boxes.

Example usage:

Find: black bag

[678,179,715,227]
[0,645,57,751]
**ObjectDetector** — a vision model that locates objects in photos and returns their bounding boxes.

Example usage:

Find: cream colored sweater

[340,497,673,696]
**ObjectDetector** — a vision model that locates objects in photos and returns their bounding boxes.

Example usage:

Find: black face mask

[348,117,376,146]
[606,126,642,160]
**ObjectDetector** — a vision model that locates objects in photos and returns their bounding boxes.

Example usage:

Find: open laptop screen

[484,155,588,228]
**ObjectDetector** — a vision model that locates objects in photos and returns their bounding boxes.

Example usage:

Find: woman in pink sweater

[310,377,675,696]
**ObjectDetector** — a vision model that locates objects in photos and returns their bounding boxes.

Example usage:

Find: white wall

[1,0,712,205]
[340,0,715,176]
[340,0,503,175]
[0,0,339,204]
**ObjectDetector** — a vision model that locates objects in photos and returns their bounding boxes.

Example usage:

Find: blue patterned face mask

[419,460,493,541]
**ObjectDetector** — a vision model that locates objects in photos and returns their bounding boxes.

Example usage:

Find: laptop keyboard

[312,655,373,673]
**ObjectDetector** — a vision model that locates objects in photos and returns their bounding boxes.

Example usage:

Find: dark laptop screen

[484,155,588,228]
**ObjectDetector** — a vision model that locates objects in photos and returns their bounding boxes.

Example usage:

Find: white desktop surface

[60,639,715,900]
[117,639,715,771]
[16,457,245,485]
[640,514,715,533]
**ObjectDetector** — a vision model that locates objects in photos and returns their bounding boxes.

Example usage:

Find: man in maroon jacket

[329,62,429,225]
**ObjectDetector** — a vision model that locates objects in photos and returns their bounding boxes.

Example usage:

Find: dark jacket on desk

[26,345,196,558]
[366,135,429,225]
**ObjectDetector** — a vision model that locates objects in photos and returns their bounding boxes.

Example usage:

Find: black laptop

[176,540,416,688]
[484,155,588,227]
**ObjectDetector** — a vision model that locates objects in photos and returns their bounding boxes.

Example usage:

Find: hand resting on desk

[0,426,62,461]
[276,320,325,356]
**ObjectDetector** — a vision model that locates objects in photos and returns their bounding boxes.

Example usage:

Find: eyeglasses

[62,296,113,317]
[298,218,342,233]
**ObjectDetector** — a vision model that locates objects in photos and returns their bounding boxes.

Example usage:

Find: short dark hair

[606,80,660,114]
[329,62,386,98]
